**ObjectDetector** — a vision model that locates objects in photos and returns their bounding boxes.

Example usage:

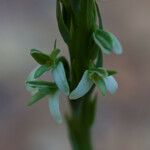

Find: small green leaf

[34,65,49,78]
[93,29,113,54]
[62,3,71,29]
[48,91,62,123]
[104,76,118,94]
[30,49,51,65]
[52,61,70,96]
[56,0,70,44]
[69,71,93,100]
[108,32,123,54]
[28,91,48,106]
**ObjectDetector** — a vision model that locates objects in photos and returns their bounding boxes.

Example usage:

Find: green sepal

[26,81,57,89]
[49,39,61,60]
[50,48,61,60]
[30,49,52,65]
[93,29,113,54]
[93,28,123,55]
[69,70,93,100]
[95,78,107,96]
[34,65,50,78]
[27,81,58,106]
[27,91,49,106]
[26,81,58,96]
[89,70,107,96]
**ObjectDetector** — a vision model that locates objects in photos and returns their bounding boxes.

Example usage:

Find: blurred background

[0,0,150,149]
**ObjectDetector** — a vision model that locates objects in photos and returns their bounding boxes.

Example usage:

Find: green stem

[63,1,99,149]
[66,93,96,150]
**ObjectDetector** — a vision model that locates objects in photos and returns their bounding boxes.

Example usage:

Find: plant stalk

[62,1,98,149]
[66,93,96,150]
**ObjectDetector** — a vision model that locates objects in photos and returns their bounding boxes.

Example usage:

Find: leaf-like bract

[96,49,103,67]
[95,2,103,29]
[56,0,70,44]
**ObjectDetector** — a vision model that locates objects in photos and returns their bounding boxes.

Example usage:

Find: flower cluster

[25,0,123,123]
